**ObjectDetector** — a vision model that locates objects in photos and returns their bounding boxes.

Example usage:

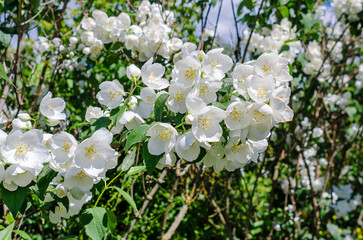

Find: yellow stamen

[62,141,71,153]
[262,64,271,74]
[231,107,243,121]
[16,143,31,158]
[175,92,185,103]
[256,87,267,98]
[158,130,172,143]
[198,116,212,130]
[199,85,209,97]
[75,170,87,180]
[85,146,98,160]
[231,142,241,153]
[149,72,156,82]
[185,69,197,81]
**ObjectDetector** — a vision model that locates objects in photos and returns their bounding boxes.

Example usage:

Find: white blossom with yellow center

[202,48,233,81]
[75,128,117,177]
[225,138,252,164]
[172,55,201,87]
[141,58,169,90]
[1,129,50,176]
[167,83,191,114]
[96,80,126,109]
[119,111,145,130]
[225,101,252,130]
[40,92,66,125]
[50,132,78,164]
[246,75,275,103]
[192,106,227,143]
[146,123,178,155]
[64,167,95,192]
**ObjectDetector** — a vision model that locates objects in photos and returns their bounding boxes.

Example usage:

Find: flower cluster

[35,36,87,72]
[0,92,117,223]
[242,18,302,62]
[330,184,362,218]
[80,0,182,61]
[46,128,117,223]
[331,0,363,22]
[94,44,294,173]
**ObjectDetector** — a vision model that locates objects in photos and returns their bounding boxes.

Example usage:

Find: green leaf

[0,63,15,87]
[109,186,139,214]
[106,210,117,232]
[279,6,289,18]
[121,146,137,172]
[29,0,40,12]
[327,223,341,240]
[0,222,14,240]
[125,124,151,151]
[109,105,126,125]
[0,186,27,216]
[80,207,108,240]
[91,117,111,133]
[37,163,58,199]
[142,141,164,175]
[127,166,146,176]
[279,45,290,54]
[237,0,255,13]
[12,230,32,240]
[154,93,169,122]
[301,12,314,31]
[0,30,11,48]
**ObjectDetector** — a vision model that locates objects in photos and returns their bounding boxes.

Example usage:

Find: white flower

[118,13,131,29]
[192,106,227,142]
[96,80,126,109]
[312,127,324,138]
[246,75,275,103]
[171,56,201,87]
[232,63,254,98]
[12,118,32,130]
[254,53,279,78]
[175,132,201,162]
[50,132,78,164]
[141,58,169,90]
[3,165,35,191]
[64,166,95,191]
[127,64,141,80]
[194,78,222,104]
[166,83,191,113]
[225,101,251,130]
[146,123,178,155]
[119,111,145,130]
[245,103,273,141]
[225,138,252,165]
[1,129,50,174]
[74,128,117,177]
[40,92,66,122]
[333,184,353,200]
[85,106,103,122]
[140,87,157,105]
[156,152,177,170]
[202,141,225,170]
[49,202,70,224]
[202,48,233,80]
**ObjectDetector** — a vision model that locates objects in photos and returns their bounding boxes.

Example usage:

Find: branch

[122,169,168,240]
[241,0,265,63]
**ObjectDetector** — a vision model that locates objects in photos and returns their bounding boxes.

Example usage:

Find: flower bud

[126,64,141,80]
[18,113,31,122]
[185,114,194,124]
